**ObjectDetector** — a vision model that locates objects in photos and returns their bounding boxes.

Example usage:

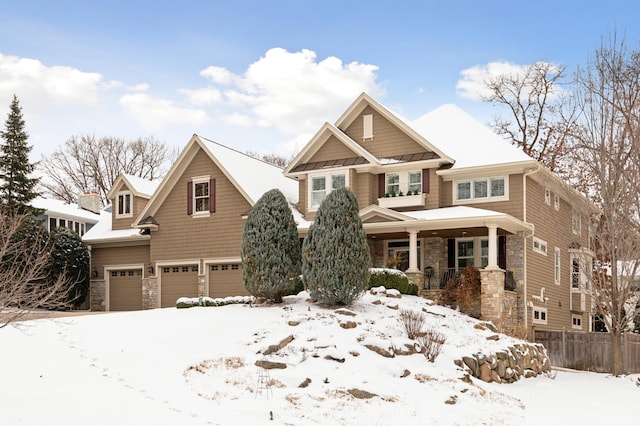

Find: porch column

[487,225,498,270]
[407,230,419,273]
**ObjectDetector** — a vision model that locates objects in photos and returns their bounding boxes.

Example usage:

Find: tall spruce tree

[0,95,39,214]
[302,187,370,305]
[241,189,302,302]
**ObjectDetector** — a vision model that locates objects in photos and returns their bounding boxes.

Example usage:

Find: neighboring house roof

[107,173,162,199]
[32,196,101,223]
[411,104,536,171]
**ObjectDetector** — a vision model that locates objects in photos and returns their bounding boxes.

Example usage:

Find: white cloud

[180,87,222,106]
[196,48,385,134]
[119,93,208,132]
[457,61,534,101]
[222,113,252,126]
[0,53,103,106]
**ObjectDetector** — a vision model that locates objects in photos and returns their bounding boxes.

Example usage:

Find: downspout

[522,165,540,333]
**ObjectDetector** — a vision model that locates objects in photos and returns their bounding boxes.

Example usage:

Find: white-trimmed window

[385,171,422,196]
[456,238,489,269]
[193,177,210,215]
[309,172,347,209]
[455,176,507,203]
[533,307,548,325]
[545,188,551,205]
[533,237,547,255]
[554,247,561,285]
[554,194,560,210]
[572,314,583,330]
[116,191,132,218]
[572,208,581,235]
[48,217,86,236]
[571,256,581,290]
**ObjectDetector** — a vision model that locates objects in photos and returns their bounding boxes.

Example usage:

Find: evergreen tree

[0,95,40,214]
[242,189,302,302]
[48,227,91,307]
[302,187,370,305]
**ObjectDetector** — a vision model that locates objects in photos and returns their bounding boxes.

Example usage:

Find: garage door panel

[109,269,143,311]
[161,265,198,308]
[208,264,247,298]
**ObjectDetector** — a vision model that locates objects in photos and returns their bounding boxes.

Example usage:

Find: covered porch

[360,205,533,331]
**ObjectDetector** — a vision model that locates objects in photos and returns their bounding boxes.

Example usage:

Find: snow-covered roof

[402,205,508,221]
[32,196,101,223]
[411,104,535,170]
[121,174,162,197]
[82,209,148,244]
[199,136,298,204]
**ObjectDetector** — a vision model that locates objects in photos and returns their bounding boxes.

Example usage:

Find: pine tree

[0,95,40,214]
[48,227,91,307]
[302,187,370,305]
[241,189,302,302]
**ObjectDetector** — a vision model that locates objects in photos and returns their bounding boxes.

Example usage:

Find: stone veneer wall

[89,279,105,311]
[423,237,444,289]
[506,234,525,325]
[143,277,157,310]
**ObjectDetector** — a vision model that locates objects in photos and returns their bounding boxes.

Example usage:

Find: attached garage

[109,269,143,311]
[160,265,199,307]
[208,263,247,298]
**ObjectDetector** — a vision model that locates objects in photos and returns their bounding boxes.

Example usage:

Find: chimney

[78,191,101,214]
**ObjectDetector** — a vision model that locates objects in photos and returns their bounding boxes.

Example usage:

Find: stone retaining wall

[456,342,550,383]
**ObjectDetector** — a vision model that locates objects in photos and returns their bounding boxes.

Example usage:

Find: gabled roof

[335,92,454,164]
[107,173,162,200]
[411,104,535,172]
[135,134,298,225]
[284,122,380,176]
[359,205,414,223]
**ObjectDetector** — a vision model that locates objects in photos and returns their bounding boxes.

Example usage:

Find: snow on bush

[176,295,254,308]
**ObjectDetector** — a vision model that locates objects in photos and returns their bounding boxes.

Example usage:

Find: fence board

[534,330,640,374]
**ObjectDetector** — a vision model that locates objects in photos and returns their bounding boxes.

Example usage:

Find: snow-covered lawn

[1,291,637,425]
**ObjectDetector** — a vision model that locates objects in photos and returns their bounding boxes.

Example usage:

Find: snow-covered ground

[1,290,637,425]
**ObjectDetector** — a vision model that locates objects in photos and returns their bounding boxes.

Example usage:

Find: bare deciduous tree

[0,211,77,328]
[39,135,177,206]
[570,32,640,375]
[245,151,291,168]
[482,62,578,172]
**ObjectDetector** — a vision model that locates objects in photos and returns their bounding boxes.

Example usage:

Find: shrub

[400,309,426,339]
[242,189,301,303]
[416,327,446,362]
[439,264,481,317]
[302,187,370,305]
[48,227,90,307]
[369,268,418,295]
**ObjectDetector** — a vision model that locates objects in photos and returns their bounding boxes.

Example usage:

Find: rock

[462,356,478,377]
[444,395,458,405]
[288,320,300,326]
[298,378,312,388]
[401,369,411,378]
[255,360,287,369]
[486,334,500,341]
[385,289,402,299]
[348,388,377,399]
[479,362,492,382]
[324,354,345,363]
[339,320,357,329]
[395,342,420,356]
[335,308,357,316]
[386,303,399,310]
[490,370,502,383]
[371,299,382,305]
[364,343,395,358]
[263,335,294,355]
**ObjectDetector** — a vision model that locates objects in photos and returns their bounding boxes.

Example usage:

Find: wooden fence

[534,330,640,373]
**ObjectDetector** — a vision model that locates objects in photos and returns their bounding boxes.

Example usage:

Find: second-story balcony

[378,193,426,209]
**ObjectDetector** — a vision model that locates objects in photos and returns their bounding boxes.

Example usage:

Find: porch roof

[358,205,533,236]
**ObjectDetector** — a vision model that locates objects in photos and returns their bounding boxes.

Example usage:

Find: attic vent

[363,114,373,140]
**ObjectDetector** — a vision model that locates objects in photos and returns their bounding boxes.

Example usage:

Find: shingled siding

[149,148,252,262]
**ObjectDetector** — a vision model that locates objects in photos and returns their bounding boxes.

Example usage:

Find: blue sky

[1,0,639,161]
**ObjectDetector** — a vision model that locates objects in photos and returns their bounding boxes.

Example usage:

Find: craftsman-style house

[83,93,595,335]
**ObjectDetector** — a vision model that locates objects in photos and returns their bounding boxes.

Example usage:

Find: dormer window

[363,114,373,140]
[116,191,132,218]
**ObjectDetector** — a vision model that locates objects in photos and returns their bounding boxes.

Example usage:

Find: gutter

[522,165,541,331]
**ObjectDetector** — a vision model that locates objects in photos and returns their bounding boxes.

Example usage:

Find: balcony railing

[422,267,517,291]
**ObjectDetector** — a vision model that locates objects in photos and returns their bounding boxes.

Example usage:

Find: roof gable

[285,123,379,175]
[107,174,161,200]
[136,135,298,224]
